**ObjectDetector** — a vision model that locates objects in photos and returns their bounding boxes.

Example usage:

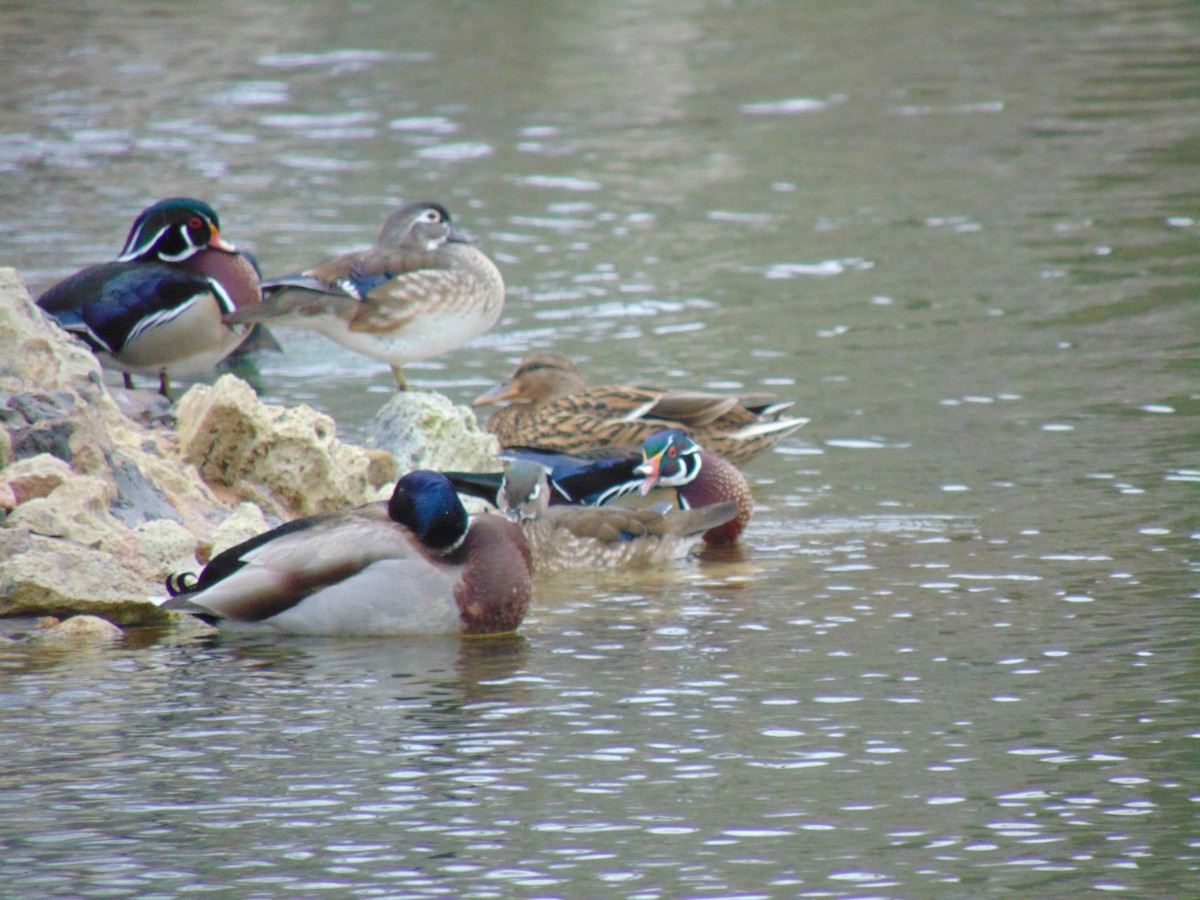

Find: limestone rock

[1,452,75,504]
[0,530,173,626]
[175,375,377,518]
[7,475,127,550]
[133,518,203,583]
[208,502,272,560]
[365,390,501,474]
[0,266,501,637]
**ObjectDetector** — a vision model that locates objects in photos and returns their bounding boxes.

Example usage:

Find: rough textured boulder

[176,374,394,518]
[366,390,501,474]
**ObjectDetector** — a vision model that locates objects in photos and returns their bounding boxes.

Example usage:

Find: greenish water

[1,1,1198,896]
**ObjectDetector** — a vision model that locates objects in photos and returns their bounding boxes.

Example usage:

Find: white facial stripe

[118,224,172,261]
[155,225,201,262]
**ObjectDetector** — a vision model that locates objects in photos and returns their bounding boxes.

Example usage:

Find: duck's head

[635,428,702,495]
[388,470,470,552]
[498,460,552,521]
[118,197,235,264]
[473,350,586,407]
[376,200,474,253]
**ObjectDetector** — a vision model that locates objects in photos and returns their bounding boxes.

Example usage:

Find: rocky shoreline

[0,267,503,639]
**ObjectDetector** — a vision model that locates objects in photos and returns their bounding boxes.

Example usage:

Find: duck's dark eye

[667,445,678,458]
[188,216,203,230]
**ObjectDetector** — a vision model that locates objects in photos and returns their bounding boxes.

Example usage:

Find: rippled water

[2,1,1198,896]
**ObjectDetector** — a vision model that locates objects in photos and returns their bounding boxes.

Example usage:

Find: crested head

[499,460,552,520]
[388,470,470,552]
[118,197,232,263]
[636,428,702,494]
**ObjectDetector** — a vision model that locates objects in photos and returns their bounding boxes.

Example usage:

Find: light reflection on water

[1,588,1193,897]
[2,0,1199,895]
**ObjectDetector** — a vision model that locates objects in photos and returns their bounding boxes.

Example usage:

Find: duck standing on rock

[497,459,737,572]
[164,471,532,637]
[227,201,505,390]
[36,197,263,398]
[473,350,807,465]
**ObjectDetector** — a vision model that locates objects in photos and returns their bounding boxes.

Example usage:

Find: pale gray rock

[365,390,501,474]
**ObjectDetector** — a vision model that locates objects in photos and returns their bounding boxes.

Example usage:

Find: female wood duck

[497,459,737,572]
[635,428,753,545]
[473,350,808,466]
[36,197,262,398]
[164,471,532,636]
[227,201,505,390]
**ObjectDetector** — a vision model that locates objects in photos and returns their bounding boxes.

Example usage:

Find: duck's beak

[473,381,522,407]
[207,227,237,253]
[634,450,664,496]
[448,225,477,244]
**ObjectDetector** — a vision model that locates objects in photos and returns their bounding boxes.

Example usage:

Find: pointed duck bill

[473,381,523,407]
[448,225,477,244]
[207,228,237,252]
[634,452,663,496]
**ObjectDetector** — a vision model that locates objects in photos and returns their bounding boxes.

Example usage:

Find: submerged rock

[32,614,125,646]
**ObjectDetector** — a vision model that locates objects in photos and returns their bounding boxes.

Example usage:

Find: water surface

[1,1,1197,896]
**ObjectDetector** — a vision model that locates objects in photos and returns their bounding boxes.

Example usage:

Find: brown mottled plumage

[229,201,504,389]
[474,351,807,465]
[499,460,737,571]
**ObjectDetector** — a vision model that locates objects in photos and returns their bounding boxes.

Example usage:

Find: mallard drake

[36,197,263,398]
[473,350,807,465]
[498,459,736,572]
[635,428,753,544]
[164,471,532,636]
[227,201,505,390]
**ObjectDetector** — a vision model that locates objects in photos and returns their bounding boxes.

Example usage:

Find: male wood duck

[36,197,262,398]
[227,201,505,390]
[449,430,751,546]
[635,428,753,545]
[446,448,643,510]
[473,350,808,465]
[497,459,737,572]
[164,471,532,636]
